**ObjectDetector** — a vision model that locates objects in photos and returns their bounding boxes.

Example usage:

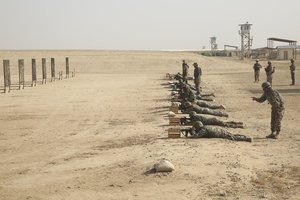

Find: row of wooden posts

[2,57,75,93]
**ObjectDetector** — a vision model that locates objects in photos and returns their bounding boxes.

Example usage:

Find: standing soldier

[252,82,284,139]
[265,61,275,85]
[290,59,296,85]
[193,62,202,94]
[182,60,189,84]
[253,59,262,82]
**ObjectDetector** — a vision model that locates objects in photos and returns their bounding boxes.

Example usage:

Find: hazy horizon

[1,0,299,50]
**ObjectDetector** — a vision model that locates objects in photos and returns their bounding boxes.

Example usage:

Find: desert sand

[0,50,299,200]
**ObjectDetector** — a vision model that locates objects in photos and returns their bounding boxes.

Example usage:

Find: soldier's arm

[252,93,266,103]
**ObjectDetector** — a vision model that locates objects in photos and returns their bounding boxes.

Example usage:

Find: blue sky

[0,0,299,50]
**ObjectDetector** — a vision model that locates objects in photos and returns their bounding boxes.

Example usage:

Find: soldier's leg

[266,109,277,138]
[275,109,284,138]
[201,108,228,117]
[195,81,200,94]
[291,71,295,85]
[196,101,224,110]
[233,134,252,142]
[225,122,244,128]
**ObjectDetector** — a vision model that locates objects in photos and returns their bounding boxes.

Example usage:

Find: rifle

[180,117,192,125]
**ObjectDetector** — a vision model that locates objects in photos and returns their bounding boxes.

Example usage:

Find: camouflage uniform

[193,63,202,94]
[181,102,228,117]
[265,62,275,85]
[190,124,251,142]
[253,84,284,134]
[195,100,224,110]
[182,61,189,83]
[180,87,196,102]
[253,61,262,82]
[189,112,243,128]
[290,60,296,85]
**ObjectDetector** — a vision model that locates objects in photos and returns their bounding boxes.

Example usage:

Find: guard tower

[239,22,253,59]
[210,36,218,56]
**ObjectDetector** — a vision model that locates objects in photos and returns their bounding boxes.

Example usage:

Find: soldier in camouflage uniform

[253,59,262,82]
[265,61,275,85]
[290,59,296,85]
[180,101,228,117]
[189,121,252,142]
[252,82,284,139]
[182,60,189,84]
[195,100,225,110]
[180,84,214,102]
[186,111,243,128]
[193,62,202,94]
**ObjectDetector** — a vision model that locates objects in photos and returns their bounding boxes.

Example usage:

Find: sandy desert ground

[0,50,299,200]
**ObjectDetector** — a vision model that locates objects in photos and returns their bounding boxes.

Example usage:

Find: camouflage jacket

[290,64,296,72]
[255,88,284,111]
[265,65,275,76]
[253,63,262,71]
[191,126,230,138]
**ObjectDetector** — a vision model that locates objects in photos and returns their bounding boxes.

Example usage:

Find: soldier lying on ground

[186,121,252,142]
[195,100,225,110]
[180,102,228,117]
[180,111,243,128]
[179,84,214,102]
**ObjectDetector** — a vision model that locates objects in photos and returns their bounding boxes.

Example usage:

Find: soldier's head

[189,111,197,118]
[256,59,259,63]
[182,84,189,91]
[182,60,185,63]
[267,61,272,65]
[193,121,204,131]
[193,63,198,67]
[291,59,294,63]
[261,81,271,91]
[183,101,192,108]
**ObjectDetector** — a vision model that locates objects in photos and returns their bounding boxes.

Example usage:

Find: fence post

[66,57,69,78]
[51,58,55,82]
[3,60,11,93]
[42,58,47,84]
[18,59,25,90]
[31,58,37,86]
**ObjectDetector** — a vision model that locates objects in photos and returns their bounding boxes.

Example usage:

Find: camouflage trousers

[291,71,295,85]
[194,79,201,94]
[271,107,284,133]
[206,130,250,142]
[254,70,260,82]
[267,75,273,85]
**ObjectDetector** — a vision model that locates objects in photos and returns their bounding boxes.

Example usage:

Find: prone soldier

[183,121,252,142]
[180,111,243,128]
[180,102,228,117]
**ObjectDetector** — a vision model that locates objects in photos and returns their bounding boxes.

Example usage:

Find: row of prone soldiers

[166,70,252,142]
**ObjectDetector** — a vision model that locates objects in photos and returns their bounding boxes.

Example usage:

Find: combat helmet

[183,101,192,107]
[261,82,271,89]
[189,111,197,118]
[193,121,204,129]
